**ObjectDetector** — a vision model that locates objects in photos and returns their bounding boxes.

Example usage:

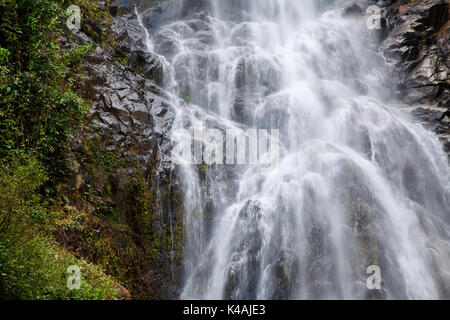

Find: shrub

[0,158,118,299]
[0,0,89,184]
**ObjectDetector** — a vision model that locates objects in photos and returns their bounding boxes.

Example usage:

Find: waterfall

[137,0,450,299]
[135,6,153,52]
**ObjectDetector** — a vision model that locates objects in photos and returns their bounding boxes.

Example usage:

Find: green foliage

[0,47,10,65]
[114,55,127,66]
[125,175,155,233]
[0,0,89,184]
[79,133,122,175]
[74,0,115,50]
[0,1,122,299]
[0,233,118,300]
[0,158,118,299]
[0,157,47,233]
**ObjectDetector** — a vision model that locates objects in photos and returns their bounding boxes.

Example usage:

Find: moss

[114,55,128,66]
[74,0,117,52]
[74,132,123,181]
[59,135,184,299]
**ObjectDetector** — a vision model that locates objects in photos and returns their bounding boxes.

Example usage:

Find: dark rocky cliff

[60,0,183,299]
[381,0,449,156]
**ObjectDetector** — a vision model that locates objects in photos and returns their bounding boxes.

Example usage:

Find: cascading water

[136,0,450,299]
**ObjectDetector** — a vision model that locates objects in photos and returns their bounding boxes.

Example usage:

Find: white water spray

[136,0,450,299]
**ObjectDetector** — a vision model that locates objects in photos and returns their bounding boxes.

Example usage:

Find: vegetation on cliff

[0,0,120,299]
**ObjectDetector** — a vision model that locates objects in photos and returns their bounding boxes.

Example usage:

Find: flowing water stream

[136,0,450,299]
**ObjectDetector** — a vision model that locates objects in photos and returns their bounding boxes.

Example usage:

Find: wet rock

[232,56,283,124]
[79,38,175,167]
[382,0,449,157]
[108,0,138,17]
[70,138,83,152]
[61,2,184,299]
[224,200,263,299]
[343,3,363,17]
[128,49,164,84]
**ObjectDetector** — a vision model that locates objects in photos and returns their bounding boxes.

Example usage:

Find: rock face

[381,0,449,156]
[60,1,184,299]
